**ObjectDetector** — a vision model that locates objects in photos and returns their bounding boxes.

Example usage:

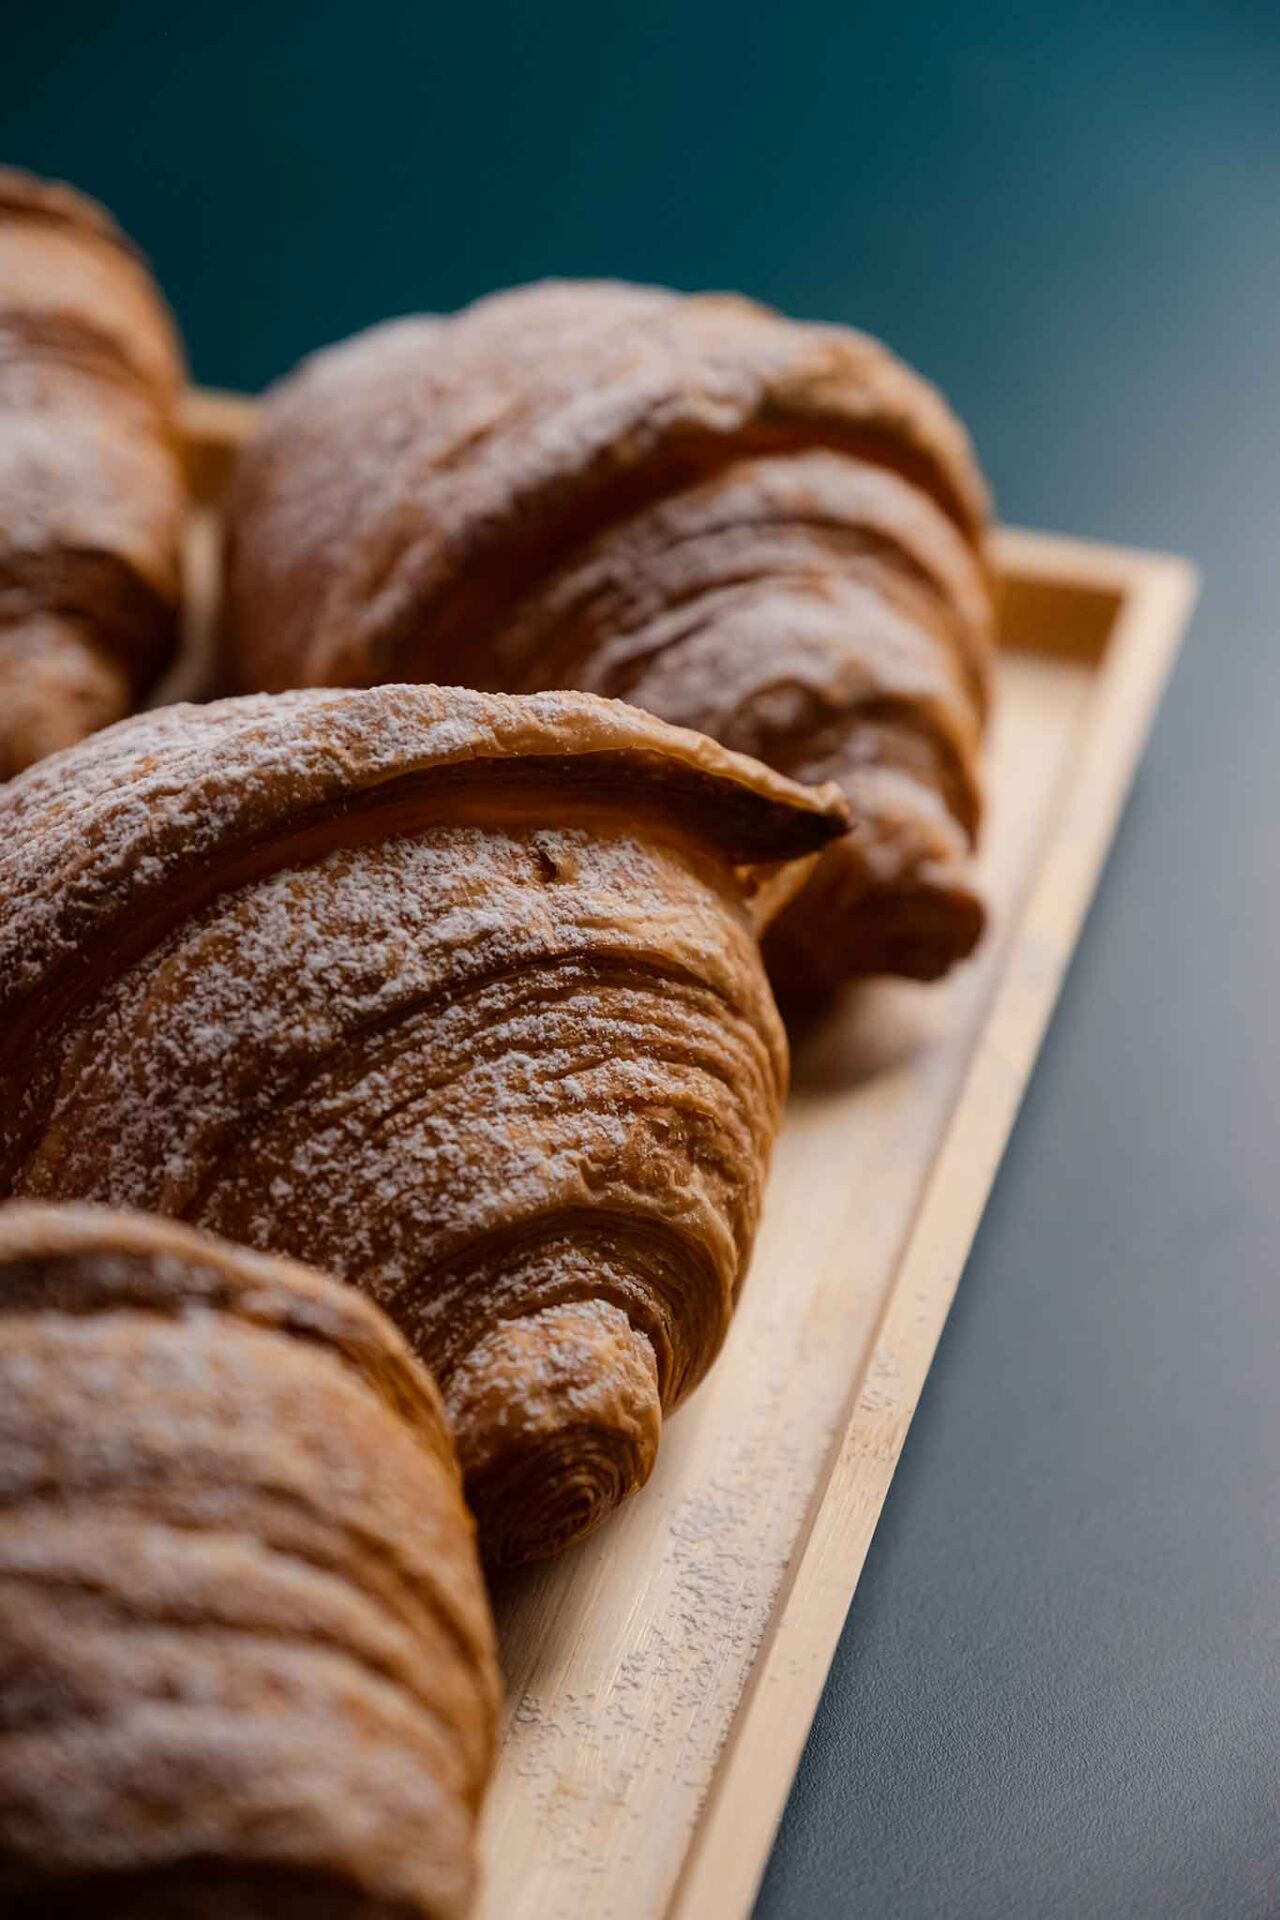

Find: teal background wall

[8,5,1280,1914]
[8,2,1279,547]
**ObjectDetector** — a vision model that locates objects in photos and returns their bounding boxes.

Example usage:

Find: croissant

[0,684,846,1563]
[224,280,994,993]
[0,168,185,779]
[0,1201,498,1918]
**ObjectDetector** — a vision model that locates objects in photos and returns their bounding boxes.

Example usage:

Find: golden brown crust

[0,1201,499,1918]
[0,686,848,1562]
[0,169,185,779]
[224,280,994,989]
[0,616,131,780]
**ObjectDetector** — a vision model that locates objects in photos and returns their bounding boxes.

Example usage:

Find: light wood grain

[180,397,1196,1920]
[671,533,1195,1920]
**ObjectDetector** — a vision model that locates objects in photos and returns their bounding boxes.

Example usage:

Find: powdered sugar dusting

[0,682,842,1016]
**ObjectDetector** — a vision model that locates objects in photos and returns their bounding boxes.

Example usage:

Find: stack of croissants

[0,167,996,1915]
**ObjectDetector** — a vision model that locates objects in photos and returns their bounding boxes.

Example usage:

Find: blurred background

[8,3,1280,1914]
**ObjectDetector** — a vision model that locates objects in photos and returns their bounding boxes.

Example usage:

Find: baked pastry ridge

[0,683,848,1563]
[224,280,994,990]
[0,168,187,781]
[0,1200,499,1918]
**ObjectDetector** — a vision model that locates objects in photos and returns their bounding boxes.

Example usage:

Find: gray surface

[7,3,1280,1913]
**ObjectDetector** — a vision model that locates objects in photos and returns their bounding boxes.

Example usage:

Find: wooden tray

[180,392,1198,1920]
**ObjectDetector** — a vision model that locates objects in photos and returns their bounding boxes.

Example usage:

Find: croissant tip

[469,1420,659,1570]
[445,1300,663,1567]
[767,857,988,998]
[0,619,133,782]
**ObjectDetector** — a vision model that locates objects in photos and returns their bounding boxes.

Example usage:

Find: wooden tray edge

[670,541,1199,1920]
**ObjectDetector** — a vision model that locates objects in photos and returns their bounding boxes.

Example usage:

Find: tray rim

[179,390,1198,1917]
[671,529,1198,1919]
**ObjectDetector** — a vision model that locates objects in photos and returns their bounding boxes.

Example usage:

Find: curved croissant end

[0,168,186,780]
[224,279,995,989]
[0,686,848,1562]
[0,1201,498,1918]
